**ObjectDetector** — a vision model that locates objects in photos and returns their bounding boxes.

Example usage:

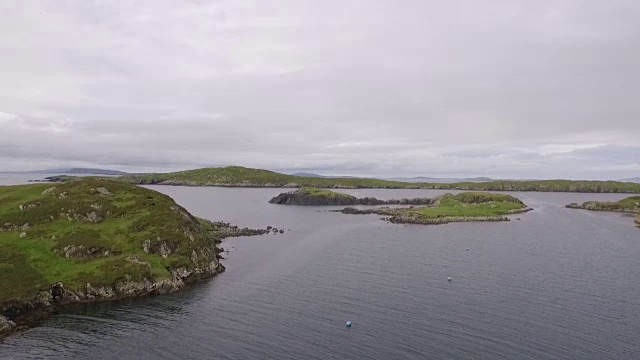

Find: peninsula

[0,178,268,338]
[566,196,640,227]
[337,192,532,225]
[118,166,640,193]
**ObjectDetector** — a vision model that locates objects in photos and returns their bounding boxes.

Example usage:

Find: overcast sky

[1,1,639,179]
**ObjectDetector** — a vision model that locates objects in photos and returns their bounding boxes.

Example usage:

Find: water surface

[1,185,639,359]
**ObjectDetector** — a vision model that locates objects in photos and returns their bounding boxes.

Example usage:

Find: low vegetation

[338,192,531,225]
[118,166,640,193]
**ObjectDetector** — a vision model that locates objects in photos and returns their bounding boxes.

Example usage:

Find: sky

[0,0,639,179]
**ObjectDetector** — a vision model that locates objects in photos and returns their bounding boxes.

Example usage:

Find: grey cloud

[0,1,639,179]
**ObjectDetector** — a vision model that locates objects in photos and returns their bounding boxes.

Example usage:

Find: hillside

[120,166,640,193]
[0,178,224,336]
[338,192,531,225]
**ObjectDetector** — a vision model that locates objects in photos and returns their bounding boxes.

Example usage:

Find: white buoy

[448,277,452,282]
[346,321,352,327]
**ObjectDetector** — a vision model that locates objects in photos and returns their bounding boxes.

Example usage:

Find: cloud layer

[1,0,639,179]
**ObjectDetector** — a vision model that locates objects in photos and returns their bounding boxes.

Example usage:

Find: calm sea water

[1,179,639,359]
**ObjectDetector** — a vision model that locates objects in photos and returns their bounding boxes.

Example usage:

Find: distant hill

[119,165,640,193]
[291,172,324,178]
[27,168,129,175]
[386,176,495,183]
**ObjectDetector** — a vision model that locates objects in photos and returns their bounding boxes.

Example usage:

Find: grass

[415,193,526,218]
[298,187,356,200]
[0,178,218,308]
[117,166,640,193]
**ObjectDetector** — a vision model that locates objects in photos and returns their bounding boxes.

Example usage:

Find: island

[566,196,640,228]
[336,192,532,225]
[268,188,434,206]
[0,178,272,338]
[118,166,640,193]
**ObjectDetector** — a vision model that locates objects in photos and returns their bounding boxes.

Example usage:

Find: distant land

[291,172,324,178]
[118,166,640,193]
[385,176,495,183]
[291,172,495,183]
[621,178,640,183]
[23,168,130,175]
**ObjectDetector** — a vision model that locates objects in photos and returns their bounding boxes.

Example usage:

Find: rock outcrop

[269,188,435,206]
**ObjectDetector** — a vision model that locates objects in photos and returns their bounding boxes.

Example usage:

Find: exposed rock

[58,192,67,199]
[41,186,57,195]
[83,211,103,223]
[0,315,16,335]
[96,187,111,197]
[159,242,172,258]
[61,244,111,258]
[142,239,151,253]
[19,232,27,238]
[20,223,30,231]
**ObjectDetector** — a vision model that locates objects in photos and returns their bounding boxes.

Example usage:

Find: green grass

[118,166,640,193]
[298,187,356,200]
[0,178,218,307]
[416,193,526,218]
[567,196,640,212]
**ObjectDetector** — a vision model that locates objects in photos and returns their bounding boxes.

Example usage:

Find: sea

[0,174,639,359]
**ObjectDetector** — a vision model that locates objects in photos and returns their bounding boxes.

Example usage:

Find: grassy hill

[0,178,224,335]
[120,166,640,193]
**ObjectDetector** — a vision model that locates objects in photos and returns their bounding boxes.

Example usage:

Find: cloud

[0,0,639,179]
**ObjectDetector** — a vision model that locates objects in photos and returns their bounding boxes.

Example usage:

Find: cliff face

[268,188,435,206]
[0,178,226,337]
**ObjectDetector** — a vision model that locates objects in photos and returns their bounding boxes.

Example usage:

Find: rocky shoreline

[0,218,283,339]
[0,260,224,338]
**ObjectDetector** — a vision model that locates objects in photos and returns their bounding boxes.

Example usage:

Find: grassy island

[0,178,226,337]
[566,196,640,228]
[117,166,640,193]
[338,192,531,225]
